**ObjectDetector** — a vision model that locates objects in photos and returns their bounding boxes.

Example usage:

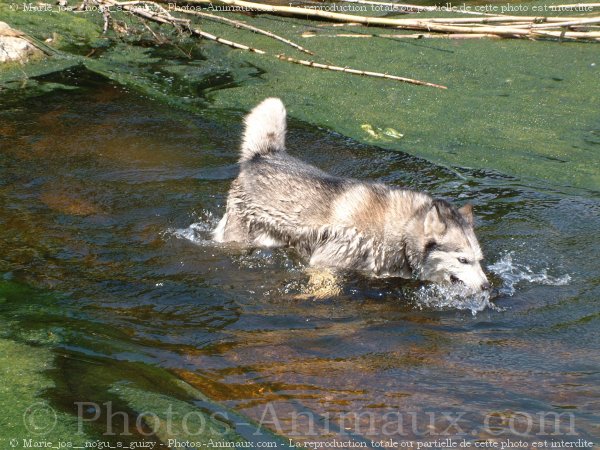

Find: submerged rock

[0,21,42,63]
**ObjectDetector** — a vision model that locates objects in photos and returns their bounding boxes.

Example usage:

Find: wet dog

[214,98,490,294]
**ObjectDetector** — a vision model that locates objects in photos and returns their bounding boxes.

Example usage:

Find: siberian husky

[214,98,490,294]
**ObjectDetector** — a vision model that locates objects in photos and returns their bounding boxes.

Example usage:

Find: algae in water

[2,2,597,191]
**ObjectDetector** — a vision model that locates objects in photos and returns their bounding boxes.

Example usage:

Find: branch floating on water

[276,54,448,89]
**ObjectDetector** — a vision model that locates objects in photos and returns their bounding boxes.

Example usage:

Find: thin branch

[409,16,595,23]
[337,0,434,13]
[189,27,266,53]
[124,5,175,24]
[142,18,166,42]
[525,16,600,28]
[390,21,600,40]
[100,5,112,34]
[384,33,503,39]
[302,32,372,38]
[337,0,510,16]
[303,32,503,40]
[276,54,447,89]
[171,7,314,54]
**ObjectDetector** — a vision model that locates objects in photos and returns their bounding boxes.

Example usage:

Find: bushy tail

[240,98,287,161]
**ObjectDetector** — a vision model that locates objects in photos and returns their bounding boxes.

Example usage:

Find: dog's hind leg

[212,209,249,243]
[212,213,229,242]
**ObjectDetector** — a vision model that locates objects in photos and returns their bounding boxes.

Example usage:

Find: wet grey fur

[214,98,489,291]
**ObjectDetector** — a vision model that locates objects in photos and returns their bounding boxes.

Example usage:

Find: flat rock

[0,21,42,63]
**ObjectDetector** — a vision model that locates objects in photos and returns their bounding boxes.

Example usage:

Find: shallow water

[1,70,599,445]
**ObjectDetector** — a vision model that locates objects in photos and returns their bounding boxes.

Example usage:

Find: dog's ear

[458,203,474,227]
[424,204,446,236]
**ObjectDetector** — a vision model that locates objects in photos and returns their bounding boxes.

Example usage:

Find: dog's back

[216,98,357,245]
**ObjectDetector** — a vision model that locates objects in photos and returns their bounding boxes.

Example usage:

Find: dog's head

[410,200,490,293]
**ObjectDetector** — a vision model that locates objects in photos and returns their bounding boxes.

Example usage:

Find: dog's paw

[293,267,343,300]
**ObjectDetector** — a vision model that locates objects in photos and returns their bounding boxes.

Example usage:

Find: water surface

[0,70,599,446]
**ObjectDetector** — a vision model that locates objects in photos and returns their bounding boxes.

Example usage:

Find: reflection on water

[0,70,599,444]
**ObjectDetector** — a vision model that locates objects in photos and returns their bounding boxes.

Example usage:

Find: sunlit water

[1,70,599,444]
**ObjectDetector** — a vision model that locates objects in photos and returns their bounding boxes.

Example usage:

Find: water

[1,71,599,445]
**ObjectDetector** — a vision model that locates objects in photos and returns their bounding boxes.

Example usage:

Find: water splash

[409,252,571,315]
[168,212,303,271]
[234,248,302,271]
[488,252,571,296]
[411,284,497,315]
[167,210,220,246]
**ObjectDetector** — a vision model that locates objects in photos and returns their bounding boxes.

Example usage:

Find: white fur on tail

[240,98,287,161]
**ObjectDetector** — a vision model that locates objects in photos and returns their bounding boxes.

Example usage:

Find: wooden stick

[526,16,600,28]
[304,32,503,39]
[302,33,373,38]
[125,5,173,24]
[390,21,600,39]
[190,27,266,52]
[337,0,509,16]
[410,16,594,24]
[100,4,111,34]
[304,32,505,39]
[171,7,314,54]
[384,33,503,39]
[337,0,443,13]
[316,23,362,27]
[276,54,447,89]
[337,0,437,13]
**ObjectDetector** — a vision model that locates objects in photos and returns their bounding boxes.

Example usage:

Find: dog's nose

[481,281,491,291]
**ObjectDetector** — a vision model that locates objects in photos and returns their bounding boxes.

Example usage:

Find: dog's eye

[458,257,470,264]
